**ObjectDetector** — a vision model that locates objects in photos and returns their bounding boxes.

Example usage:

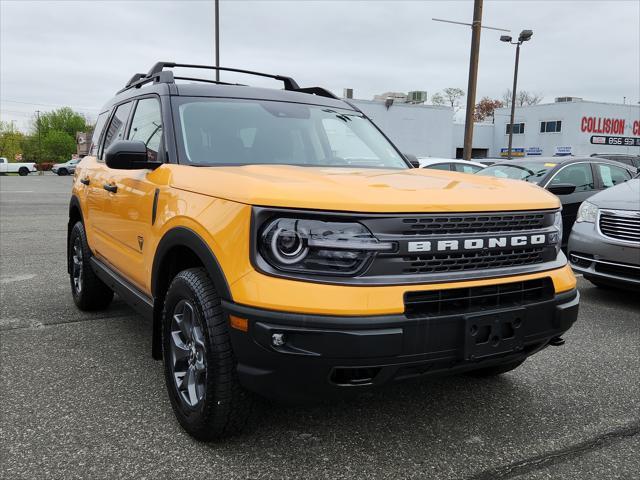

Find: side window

[90,112,109,156]
[455,163,481,174]
[549,164,594,191]
[100,102,133,160]
[597,164,631,188]
[428,163,452,171]
[128,98,163,162]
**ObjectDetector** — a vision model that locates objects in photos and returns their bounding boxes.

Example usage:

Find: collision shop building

[353,97,640,159]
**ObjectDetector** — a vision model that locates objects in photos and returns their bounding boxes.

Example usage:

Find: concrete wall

[452,123,494,157]
[492,101,640,157]
[351,99,454,158]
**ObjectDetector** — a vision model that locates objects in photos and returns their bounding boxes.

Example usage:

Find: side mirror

[404,153,420,168]
[105,140,160,170]
[547,183,576,195]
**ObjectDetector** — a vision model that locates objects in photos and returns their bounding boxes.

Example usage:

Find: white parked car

[52,158,81,176]
[0,157,37,176]
[417,157,485,174]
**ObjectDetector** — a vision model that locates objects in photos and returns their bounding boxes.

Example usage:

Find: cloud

[1,0,638,130]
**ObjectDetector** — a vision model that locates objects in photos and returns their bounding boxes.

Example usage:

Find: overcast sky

[1,0,639,130]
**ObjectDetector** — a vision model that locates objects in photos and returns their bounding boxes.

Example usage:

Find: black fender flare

[151,226,232,301]
[150,227,232,359]
[67,195,84,274]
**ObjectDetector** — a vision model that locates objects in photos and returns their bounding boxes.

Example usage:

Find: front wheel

[18,167,29,176]
[68,221,114,310]
[58,168,68,176]
[162,268,252,441]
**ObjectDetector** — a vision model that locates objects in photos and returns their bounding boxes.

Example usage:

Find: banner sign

[526,147,543,156]
[554,146,573,156]
[590,135,640,147]
[500,148,525,157]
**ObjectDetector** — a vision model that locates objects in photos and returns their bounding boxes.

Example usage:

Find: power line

[0,99,99,112]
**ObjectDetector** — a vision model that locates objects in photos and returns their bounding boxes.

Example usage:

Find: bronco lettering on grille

[407,234,547,253]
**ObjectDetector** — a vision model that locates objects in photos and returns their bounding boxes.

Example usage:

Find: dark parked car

[477,157,636,246]
[568,178,639,290]
[590,153,640,169]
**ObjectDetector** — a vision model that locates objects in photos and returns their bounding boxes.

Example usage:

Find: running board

[90,257,154,321]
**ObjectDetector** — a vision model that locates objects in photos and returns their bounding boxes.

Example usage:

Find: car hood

[588,179,640,210]
[166,164,560,213]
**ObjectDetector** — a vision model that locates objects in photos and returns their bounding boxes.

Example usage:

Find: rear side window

[100,102,133,159]
[427,163,452,171]
[454,163,482,174]
[128,98,163,162]
[597,164,631,188]
[90,112,109,156]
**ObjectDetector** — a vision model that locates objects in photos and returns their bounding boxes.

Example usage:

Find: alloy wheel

[71,236,83,294]
[170,300,207,408]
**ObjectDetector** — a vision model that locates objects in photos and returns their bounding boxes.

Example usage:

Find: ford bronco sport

[68,62,579,440]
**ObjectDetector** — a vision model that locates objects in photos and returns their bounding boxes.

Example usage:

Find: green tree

[34,107,89,138]
[42,130,77,162]
[0,121,26,161]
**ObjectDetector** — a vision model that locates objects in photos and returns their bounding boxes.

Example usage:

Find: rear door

[594,162,633,190]
[545,162,598,245]
[88,101,134,262]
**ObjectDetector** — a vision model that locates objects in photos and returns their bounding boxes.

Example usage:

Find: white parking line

[0,274,36,284]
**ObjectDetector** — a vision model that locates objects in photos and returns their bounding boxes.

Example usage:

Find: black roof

[100,61,354,113]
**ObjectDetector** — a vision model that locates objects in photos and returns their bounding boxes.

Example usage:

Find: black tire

[466,359,525,378]
[58,168,68,176]
[162,268,252,441]
[68,221,114,310]
[18,167,29,176]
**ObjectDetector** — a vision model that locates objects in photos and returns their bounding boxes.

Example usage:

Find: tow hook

[549,336,565,347]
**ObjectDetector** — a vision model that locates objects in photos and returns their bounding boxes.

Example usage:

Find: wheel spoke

[173,313,192,343]
[192,325,205,349]
[186,367,198,405]
[170,332,190,363]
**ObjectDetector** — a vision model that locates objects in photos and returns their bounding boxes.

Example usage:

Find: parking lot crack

[462,421,640,480]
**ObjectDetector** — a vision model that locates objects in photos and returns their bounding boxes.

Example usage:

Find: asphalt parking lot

[1,175,638,479]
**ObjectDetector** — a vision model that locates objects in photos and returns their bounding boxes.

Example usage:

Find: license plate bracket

[464,308,526,360]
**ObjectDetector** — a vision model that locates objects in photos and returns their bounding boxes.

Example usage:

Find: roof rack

[116,62,339,100]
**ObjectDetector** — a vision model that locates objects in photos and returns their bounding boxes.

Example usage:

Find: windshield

[173,98,408,169]
[477,161,557,183]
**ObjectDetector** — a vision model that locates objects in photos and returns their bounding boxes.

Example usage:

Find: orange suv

[68,62,579,440]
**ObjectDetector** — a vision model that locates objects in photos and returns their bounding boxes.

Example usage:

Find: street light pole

[214,0,220,82]
[507,42,520,160]
[501,30,532,160]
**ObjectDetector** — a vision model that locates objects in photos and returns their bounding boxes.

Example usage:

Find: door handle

[103,183,118,193]
[80,177,90,185]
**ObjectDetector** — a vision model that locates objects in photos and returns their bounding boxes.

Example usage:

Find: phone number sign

[591,135,640,147]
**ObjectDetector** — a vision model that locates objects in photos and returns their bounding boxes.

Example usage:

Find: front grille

[359,210,557,277]
[404,278,555,318]
[400,247,545,274]
[599,210,640,243]
[397,212,546,236]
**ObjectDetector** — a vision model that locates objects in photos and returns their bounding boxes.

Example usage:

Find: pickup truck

[0,157,37,176]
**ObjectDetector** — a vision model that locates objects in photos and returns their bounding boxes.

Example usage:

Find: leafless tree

[432,87,466,112]
[502,89,543,107]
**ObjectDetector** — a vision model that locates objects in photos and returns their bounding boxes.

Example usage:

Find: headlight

[576,201,598,223]
[552,210,563,253]
[259,218,394,276]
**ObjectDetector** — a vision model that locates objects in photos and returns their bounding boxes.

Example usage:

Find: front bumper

[568,222,640,287]
[223,288,579,402]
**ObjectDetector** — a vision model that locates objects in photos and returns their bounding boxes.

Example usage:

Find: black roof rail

[147,62,300,90]
[117,62,342,102]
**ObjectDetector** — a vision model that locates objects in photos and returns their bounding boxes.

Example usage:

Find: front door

[101,97,164,289]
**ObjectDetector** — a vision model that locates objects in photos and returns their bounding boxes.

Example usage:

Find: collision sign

[581,116,628,135]
[591,135,640,147]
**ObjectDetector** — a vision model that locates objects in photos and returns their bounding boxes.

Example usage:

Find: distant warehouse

[350,95,640,159]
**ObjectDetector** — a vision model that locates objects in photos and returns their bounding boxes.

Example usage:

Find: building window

[540,120,562,133]
[506,123,525,135]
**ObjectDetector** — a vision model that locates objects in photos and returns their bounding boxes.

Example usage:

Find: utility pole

[433,5,509,161]
[215,0,220,81]
[462,0,483,161]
